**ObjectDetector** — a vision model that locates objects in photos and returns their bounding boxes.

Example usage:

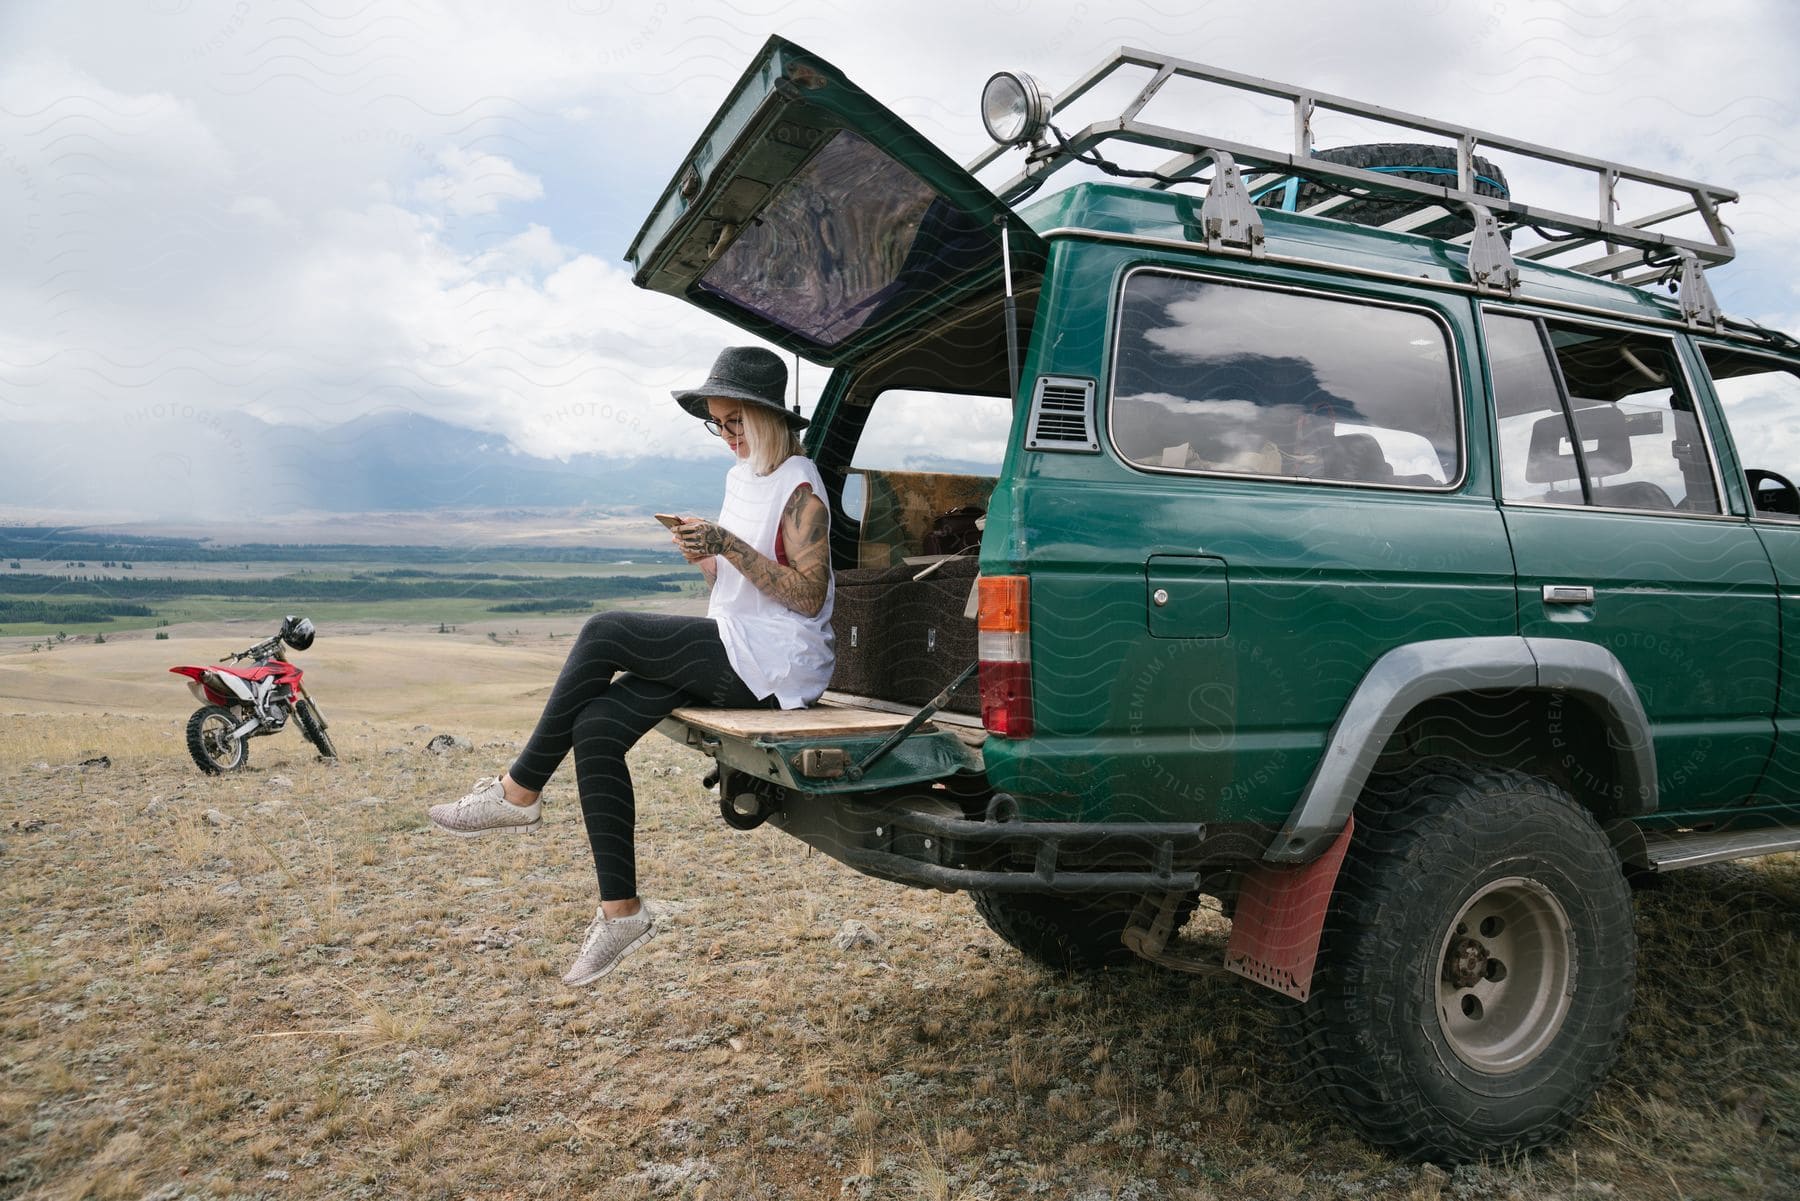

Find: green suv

[626,38,1800,1161]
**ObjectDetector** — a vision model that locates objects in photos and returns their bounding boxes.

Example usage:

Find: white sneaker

[427,776,540,836]
[562,904,655,986]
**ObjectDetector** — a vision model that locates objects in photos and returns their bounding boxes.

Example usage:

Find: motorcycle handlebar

[222,636,286,664]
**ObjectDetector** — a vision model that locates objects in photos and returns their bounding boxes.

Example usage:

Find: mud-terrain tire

[972,891,1192,972]
[294,698,337,761]
[187,705,249,774]
[1257,142,1510,239]
[1289,760,1634,1162]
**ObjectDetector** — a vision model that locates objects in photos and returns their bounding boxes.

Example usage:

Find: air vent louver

[1024,376,1099,452]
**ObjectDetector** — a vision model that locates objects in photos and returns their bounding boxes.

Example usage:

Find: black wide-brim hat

[672,345,808,429]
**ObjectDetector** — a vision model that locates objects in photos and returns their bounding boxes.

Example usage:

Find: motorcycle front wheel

[187,705,249,774]
[294,698,337,761]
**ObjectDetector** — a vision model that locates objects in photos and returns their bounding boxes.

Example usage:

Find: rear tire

[1291,761,1634,1162]
[187,705,249,774]
[972,890,1192,972]
[294,698,337,760]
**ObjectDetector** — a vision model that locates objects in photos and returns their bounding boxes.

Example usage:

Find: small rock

[1414,1163,1449,1199]
[412,723,432,732]
[78,755,112,770]
[654,765,684,777]
[267,775,294,789]
[357,795,387,806]
[424,733,472,755]
[217,882,243,897]
[12,818,45,834]
[459,876,496,889]
[830,920,879,952]
[33,761,51,772]
[142,799,164,816]
[381,746,407,757]
[203,809,228,828]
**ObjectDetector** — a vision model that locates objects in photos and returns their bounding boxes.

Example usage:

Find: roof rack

[967,49,1738,298]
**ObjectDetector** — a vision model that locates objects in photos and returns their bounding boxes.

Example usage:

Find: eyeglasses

[703,415,745,437]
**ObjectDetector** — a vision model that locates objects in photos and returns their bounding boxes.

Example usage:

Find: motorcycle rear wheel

[294,698,337,760]
[187,705,249,774]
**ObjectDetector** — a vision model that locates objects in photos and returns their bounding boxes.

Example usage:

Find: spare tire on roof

[1255,142,1510,240]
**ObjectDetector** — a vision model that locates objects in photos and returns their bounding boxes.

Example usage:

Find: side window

[849,390,1011,475]
[1485,313,1721,514]
[841,389,1009,564]
[1110,273,1460,486]
[1699,347,1800,520]
[1551,325,1719,513]
[1487,314,1580,504]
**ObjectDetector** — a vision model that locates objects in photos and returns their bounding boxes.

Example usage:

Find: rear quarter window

[1109,271,1461,487]
[838,389,1009,565]
[849,390,1011,475]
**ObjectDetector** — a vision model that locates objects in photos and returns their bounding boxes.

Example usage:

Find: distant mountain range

[3,410,730,518]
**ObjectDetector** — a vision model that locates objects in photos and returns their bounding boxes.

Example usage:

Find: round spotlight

[980,71,1050,146]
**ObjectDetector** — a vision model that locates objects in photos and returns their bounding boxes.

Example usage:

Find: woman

[428,346,834,985]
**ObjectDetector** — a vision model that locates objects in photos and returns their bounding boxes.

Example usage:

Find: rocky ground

[0,702,1796,1199]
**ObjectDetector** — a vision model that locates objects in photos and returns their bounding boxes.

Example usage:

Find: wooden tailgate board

[667,702,987,748]
[667,704,928,740]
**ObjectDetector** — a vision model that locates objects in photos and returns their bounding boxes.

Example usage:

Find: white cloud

[470,223,569,277]
[0,0,1796,519]
[412,146,542,216]
[225,194,290,227]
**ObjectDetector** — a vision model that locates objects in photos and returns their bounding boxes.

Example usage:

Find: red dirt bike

[169,615,337,774]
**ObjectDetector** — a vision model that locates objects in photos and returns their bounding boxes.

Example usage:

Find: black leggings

[508,610,773,900]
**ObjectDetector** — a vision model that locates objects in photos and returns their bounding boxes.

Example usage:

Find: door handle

[1541,584,1595,606]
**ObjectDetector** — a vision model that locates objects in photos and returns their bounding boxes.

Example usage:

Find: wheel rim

[201,713,240,767]
[1435,875,1575,1074]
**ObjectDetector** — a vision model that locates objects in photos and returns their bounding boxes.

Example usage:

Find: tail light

[978,575,1032,738]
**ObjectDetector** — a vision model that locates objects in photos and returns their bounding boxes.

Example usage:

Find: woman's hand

[673,518,729,559]
[677,488,830,618]
[669,518,723,565]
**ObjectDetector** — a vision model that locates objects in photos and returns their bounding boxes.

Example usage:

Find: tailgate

[624,35,1045,367]
[657,696,984,794]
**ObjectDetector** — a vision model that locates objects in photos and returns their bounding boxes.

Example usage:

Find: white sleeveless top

[708,454,835,708]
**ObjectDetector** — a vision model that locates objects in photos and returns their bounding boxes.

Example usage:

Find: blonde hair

[740,404,803,476]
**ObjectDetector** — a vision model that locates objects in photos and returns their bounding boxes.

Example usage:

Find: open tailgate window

[625,37,1045,367]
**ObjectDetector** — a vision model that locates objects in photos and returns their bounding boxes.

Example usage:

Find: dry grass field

[2,626,1797,1199]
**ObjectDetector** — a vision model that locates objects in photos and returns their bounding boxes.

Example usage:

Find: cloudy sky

[2,0,1796,514]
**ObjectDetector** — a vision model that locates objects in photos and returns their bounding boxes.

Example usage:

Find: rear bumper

[768,789,1271,894]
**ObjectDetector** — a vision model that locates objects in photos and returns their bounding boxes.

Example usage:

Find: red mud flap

[1224,816,1353,1001]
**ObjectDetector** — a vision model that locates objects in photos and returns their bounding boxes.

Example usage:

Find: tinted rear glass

[1110,273,1460,487]
[699,130,990,348]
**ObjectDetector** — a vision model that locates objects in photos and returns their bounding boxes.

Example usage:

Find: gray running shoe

[428,776,540,836]
[562,904,655,985]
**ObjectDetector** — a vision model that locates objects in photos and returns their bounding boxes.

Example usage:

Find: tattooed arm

[674,485,830,617]
[671,523,719,589]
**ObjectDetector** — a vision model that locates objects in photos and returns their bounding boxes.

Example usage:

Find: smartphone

[654,513,685,530]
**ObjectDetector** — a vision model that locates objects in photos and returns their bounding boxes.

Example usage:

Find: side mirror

[1746,468,1800,517]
